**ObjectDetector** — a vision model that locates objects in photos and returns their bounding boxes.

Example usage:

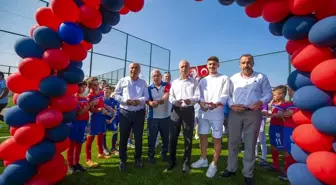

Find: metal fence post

[168,50,171,72]
[123,34,129,77]
[148,44,153,84]
[89,47,93,77]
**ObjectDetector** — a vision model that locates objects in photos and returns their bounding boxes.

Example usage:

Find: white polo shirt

[148,81,171,119]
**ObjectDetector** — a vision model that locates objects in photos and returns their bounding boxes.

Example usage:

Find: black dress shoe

[220,170,236,177]
[135,159,143,168]
[119,162,126,171]
[182,164,190,174]
[244,177,254,185]
[148,157,156,164]
[165,162,176,171]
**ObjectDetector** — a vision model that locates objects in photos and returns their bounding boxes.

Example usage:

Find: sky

[0,0,292,86]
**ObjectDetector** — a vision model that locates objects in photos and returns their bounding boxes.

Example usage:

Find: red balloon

[18,58,51,81]
[81,40,93,51]
[6,72,39,94]
[3,160,13,167]
[38,153,65,177]
[292,110,312,125]
[36,108,63,128]
[51,94,78,112]
[307,151,336,185]
[30,24,39,38]
[55,138,70,153]
[82,0,101,9]
[13,93,20,105]
[42,49,70,70]
[315,0,336,20]
[14,123,45,147]
[289,0,328,15]
[311,59,336,91]
[293,124,334,153]
[285,39,310,55]
[120,6,130,15]
[245,0,265,18]
[262,0,289,23]
[50,0,80,22]
[0,137,28,161]
[47,160,67,183]
[9,127,18,136]
[25,178,53,185]
[125,0,144,12]
[66,84,79,95]
[35,7,62,32]
[61,43,87,61]
[333,93,336,105]
[291,44,333,72]
[79,5,102,29]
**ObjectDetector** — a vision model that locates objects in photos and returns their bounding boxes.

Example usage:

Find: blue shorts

[69,120,87,144]
[284,127,295,154]
[88,112,107,135]
[269,125,284,150]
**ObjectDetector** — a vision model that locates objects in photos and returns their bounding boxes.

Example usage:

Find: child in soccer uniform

[67,81,95,172]
[256,104,268,166]
[85,77,112,168]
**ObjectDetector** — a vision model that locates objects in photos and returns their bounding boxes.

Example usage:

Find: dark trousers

[169,105,195,165]
[119,109,145,163]
[147,117,170,157]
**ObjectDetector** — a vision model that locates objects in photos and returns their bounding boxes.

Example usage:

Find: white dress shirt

[169,76,199,107]
[228,71,272,107]
[114,76,149,111]
[198,73,231,120]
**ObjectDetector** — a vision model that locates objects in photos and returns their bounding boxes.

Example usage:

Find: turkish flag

[197,65,209,78]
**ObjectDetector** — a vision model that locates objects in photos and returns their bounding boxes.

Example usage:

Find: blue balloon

[17,91,50,113]
[218,0,235,5]
[14,37,45,59]
[236,0,256,7]
[62,110,76,123]
[293,85,332,112]
[82,26,103,44]
[283,15,317,41]
[312,106,336,135]
[33,26,62,50]
[102,0,124,12]
[288,163,323,185]
[45,123,70,142]
[69,61,83,69]
[99,24,112,34]
[333,140,336,152]
[26,141,56,165]
[269,22,284,36]
[309,16,336,47]
[74,0,84,7]
[57,65,85,84]
[0,160,37,185]
[4,106,37,127]
[58,22,84,45]
[287,70,313,91]
[291,144,309,163]
[39,76,67,97]
[100,8,120,26]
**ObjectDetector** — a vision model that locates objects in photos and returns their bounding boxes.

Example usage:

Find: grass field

[0,97,289,185]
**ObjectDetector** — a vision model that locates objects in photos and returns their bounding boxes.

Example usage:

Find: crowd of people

[0,54,298,185]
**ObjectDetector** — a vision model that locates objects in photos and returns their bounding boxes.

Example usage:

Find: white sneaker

[206,163,217,178]
[191,158,208,168]
[195,134,199,140]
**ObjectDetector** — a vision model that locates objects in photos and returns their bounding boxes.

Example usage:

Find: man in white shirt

[190,56,231,178]
[165,60,199,174]
[114,63,149,171]
[221,54,272,185]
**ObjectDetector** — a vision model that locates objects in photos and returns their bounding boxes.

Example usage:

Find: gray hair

[151,69,161,76]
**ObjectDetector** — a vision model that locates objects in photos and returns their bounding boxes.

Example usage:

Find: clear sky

[0,0,292,86]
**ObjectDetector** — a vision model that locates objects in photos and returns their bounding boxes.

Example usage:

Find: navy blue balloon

[69,61,83,68]
[33,26,62,50]
[82,26,103,44]
[99,24,112,34]
[58,22,84,45]
[26,141,56,165]
[309,16,336,47]
[14,37,44,59]
[269,22,284,36]
[293,86,332,112]
[236,0,256,7]
[283,15,317,41]
[45,123,70,142]
[102,0,124,12]
[4,106,37,127]
[17,91,50,113]
[74,0,84,7]
[62,110,76,123]
[333,140,336,152]
[291,144,309,163]
[218,0,235,5]
[288,163,323,185]
[100,8,120,26]
[39,76,67,97]
[0,160,37,185]
[312,106,336,135]
[57,65,85,84]
[287,70,313,91]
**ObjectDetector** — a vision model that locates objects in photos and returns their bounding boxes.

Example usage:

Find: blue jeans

[147,117,170,158]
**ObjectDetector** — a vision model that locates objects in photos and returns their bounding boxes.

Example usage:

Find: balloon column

[0,0,143,184]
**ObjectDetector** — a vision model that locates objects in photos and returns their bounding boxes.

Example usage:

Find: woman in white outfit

[255,104,269,166]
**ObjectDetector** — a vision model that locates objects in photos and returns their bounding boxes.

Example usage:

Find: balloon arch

[0,0,336,184]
